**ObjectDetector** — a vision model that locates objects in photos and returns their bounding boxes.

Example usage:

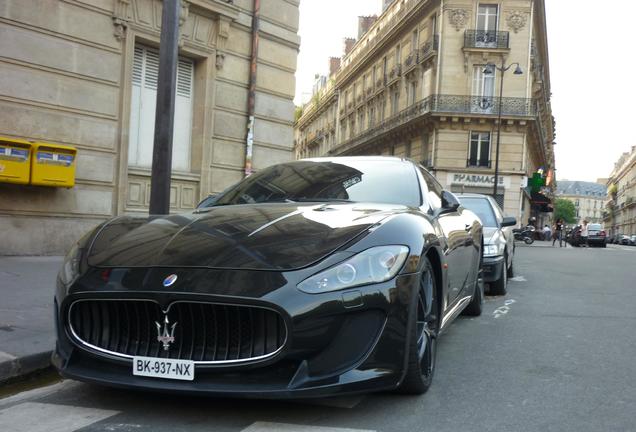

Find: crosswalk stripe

[241,422,376,432]
[0,402,119,432]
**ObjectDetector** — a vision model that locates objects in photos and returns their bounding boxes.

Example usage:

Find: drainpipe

[244,0,260,177]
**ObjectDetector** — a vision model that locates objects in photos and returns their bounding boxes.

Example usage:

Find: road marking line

[242,422,376,432]
[0,402,119,432]
[493,299,516,319]
[0,381,79,408]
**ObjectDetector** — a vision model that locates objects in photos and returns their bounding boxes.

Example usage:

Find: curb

[0,351,53,385]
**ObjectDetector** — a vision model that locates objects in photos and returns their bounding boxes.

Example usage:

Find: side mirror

[501,216,517,227]
[440,190,460,213]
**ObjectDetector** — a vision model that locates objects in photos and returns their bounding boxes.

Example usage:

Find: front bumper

[482,255,504,283]
[53,269,419,398]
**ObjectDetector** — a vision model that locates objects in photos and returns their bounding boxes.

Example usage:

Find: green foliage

[294,106,303,122]
[554,199,577,224]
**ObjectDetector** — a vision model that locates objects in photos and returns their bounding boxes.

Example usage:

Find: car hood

[86,203,406,270]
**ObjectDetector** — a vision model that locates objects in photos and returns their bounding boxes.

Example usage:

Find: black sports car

[53,157,483,398]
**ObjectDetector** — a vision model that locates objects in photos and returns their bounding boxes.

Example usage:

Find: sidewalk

[0,256,63,383]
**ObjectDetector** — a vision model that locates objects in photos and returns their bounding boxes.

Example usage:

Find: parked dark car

[567,225,581,246]
[53,157,484,398]
[619,234,632,245]
[456,194,516,295]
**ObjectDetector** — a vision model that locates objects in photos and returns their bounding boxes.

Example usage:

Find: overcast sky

[293,0,636,183]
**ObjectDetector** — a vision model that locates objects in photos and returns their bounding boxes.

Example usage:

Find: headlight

[297,245,409,294]
[484,232,505,257]
[59,243,81,286]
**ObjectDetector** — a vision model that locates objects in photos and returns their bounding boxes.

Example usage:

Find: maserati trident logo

[155,315,177,351]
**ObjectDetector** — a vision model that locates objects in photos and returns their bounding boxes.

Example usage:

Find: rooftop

[556,180,607,198]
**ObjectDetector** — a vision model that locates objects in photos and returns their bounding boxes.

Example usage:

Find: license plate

[132,356,194,381]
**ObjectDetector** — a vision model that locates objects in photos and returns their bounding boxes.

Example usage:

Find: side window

[417,165,443,211]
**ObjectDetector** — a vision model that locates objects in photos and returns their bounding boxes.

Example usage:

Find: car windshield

[458,197,498,227]
[212,159,422,207]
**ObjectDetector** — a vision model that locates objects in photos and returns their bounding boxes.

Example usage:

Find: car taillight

[601,230,606,237]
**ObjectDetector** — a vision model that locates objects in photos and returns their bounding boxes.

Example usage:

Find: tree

[554,199,577,224]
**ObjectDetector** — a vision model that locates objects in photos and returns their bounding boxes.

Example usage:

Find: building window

[468,131,491,167]
[396,43,401,65]
[411,29,419,51]
[391,88,400,115]
[472,65,495,113]
[477,4,499,31]
[368,106,375,128]
[129,45,193,171]
[475,4,500,48]
[409,81,417,105]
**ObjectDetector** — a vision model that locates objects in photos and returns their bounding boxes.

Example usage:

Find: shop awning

[531,192,551,205]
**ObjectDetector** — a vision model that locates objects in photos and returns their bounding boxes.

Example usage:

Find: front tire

[490,253,508,296]
[398,258,438,395]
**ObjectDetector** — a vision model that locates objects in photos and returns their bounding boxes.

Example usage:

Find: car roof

[301,156,413,164]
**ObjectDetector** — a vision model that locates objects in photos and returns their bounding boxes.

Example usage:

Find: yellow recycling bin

[30,142,77,187]
[0,137,32,185]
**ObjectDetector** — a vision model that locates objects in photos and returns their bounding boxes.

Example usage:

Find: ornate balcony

[432,95,534,116]
[464,30,510,50]
[387,64,401,85]
[330,94,535,155]
[403,52,416,74]
[418,35,439,64]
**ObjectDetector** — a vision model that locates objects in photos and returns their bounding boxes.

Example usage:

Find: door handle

[465,224,471,232]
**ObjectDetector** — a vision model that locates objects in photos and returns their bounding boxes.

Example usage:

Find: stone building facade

[555,180,607,224]
[295,0,555,224]
[0,0,300,254]
[604,147,636,236]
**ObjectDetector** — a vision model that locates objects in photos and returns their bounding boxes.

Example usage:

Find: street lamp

[483,61,523,201]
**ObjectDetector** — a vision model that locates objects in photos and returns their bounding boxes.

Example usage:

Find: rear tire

[463,243,483,317]
[398,258,438,395]
[490,253,508,296]
[524,236,534,245]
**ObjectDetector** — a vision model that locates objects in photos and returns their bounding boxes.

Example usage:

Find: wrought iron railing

[419,35,439,63]
[464,30,510,49]
[332,94,535,154]
[431,95,535,116]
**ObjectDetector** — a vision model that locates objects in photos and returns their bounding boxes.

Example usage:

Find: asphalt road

[1,243,635,432]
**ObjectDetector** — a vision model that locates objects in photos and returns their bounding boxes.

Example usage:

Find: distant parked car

[586,223,607,248]
[456,194,516,296]
[630,235,636,246]
[619,234,632,245]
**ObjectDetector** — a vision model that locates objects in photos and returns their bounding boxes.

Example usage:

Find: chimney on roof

[344,37,356,55]
[329,57,341,77]
[358,15,378,38]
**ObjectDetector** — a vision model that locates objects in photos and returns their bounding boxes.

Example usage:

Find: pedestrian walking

[553,218,565,247]
[580,220,590,248]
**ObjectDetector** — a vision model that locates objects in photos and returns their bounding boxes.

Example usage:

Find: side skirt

[439,295,472,335]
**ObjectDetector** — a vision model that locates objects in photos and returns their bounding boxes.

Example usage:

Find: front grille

[68,300,287,364]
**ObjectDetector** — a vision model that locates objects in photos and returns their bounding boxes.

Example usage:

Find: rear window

[588,224,602,230]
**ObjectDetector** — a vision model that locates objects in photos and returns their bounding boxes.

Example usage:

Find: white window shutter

[128,45,193,171]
